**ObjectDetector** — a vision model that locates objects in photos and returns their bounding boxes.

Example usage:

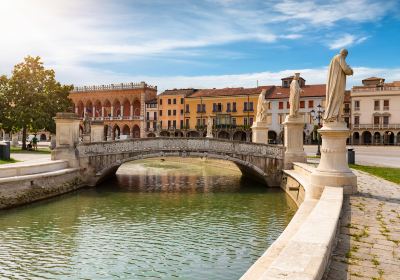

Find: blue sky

[1,0,400,91]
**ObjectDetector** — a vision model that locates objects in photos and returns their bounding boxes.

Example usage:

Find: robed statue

[206,117,213,138]
[256,89,269,123]
[289,73,303,118]
[324,49,353,122]
[83,114,91,134]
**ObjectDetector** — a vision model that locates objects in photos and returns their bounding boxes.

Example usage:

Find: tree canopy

[1,56,73,148]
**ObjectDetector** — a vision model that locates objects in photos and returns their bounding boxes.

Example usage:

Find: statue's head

[294,73,300,80]
[340,48,348,57]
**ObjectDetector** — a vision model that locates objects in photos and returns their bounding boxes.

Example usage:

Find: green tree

[3,56,73,149]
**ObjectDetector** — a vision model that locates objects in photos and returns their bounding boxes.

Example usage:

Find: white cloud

[56,64,400,93]
[328,34,369,49]
[273,0,395,26]
[0,0,395,87]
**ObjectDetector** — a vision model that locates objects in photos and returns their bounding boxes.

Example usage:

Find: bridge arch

[76,138,284,188]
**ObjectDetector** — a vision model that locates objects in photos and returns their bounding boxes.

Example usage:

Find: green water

[0,158,296,280]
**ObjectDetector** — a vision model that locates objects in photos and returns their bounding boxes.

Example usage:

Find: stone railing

[76,137,284,160]
[72,82,157,92]
[79,116,144,121]
[352,86,400,92]
[352,124,400,130]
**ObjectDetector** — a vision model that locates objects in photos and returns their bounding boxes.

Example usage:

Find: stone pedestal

[51,112,81,167]
[310,121,357,196]
[82,134,91,143]
[91,120,104,142]
[251,121,269,144]
[283,115,306,169]
[11,134,19,147]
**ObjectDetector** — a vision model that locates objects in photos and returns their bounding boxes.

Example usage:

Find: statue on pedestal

[289,73,303,118]
[324,48,353,123]
[83,114,91,134]
[256,89,269,123]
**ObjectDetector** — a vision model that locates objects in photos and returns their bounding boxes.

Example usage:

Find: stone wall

[0,169,84,209]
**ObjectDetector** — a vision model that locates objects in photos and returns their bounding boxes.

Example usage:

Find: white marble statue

[289,73,303,118]
[206,117,213,138]
[256,89,269,123]
[324,48,353,123]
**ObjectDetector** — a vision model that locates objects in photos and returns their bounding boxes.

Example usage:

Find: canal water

[0,158,296,280]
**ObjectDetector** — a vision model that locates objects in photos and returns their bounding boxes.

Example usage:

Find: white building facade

[351,77,400,145]
[266,76,325,144]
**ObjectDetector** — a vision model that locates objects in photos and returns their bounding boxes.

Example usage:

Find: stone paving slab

[324,170,400,280]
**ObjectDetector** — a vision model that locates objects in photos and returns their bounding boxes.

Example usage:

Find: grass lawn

[0,158,19,165]
[350,164,400,185]
[307,155,321,159]
[10,146,51,154]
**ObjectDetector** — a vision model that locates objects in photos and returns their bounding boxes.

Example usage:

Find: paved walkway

[304,145,400,168]
[9,153,51,164]
[324,170,400,280]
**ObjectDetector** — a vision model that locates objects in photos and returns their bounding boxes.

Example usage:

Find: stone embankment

[0,160,83,209]
[241,162,343,280]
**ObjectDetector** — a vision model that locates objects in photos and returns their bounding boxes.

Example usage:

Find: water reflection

[0,158,296,280]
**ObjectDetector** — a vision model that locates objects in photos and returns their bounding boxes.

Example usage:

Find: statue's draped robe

[289,79,300,117]
[324,54,353,122]
[256,91,268,122]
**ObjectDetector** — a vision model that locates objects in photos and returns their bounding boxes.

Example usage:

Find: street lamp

[310,104,324,156]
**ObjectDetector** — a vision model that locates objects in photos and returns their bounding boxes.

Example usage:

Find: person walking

[32,135,38,151]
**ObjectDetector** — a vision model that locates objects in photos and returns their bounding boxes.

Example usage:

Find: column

[101,107,105,119]
[92,106,96,118]
[83,106,86,117]
[130,104,133,119]
[75,107,78,114]
[120,105,124,119]
[110,106,114,119]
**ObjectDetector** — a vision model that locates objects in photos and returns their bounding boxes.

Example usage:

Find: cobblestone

[324,170,400,280]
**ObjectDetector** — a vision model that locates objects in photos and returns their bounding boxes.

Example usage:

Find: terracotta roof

[188,86,272,98]
[266,84,326,99]
[159,88,197,96]
[362,77,384,81]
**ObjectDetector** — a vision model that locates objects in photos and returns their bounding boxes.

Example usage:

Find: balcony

[84,115,144,121]
[352,124,400,130]
[383,106,390,111]
[352,86,400,92]
[243,109,254,112]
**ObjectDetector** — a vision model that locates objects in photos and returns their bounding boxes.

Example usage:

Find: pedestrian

[32,135,38,151]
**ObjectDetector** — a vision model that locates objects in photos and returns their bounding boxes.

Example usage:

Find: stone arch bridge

[70,138,284,187]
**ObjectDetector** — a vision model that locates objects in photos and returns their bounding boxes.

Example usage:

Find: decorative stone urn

[283,115,306,169]
[310,121,357,196]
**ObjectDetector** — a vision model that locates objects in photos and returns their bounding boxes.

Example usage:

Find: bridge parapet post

[91,120,105,142]
[283,116,307,169]
[51,112,80,167]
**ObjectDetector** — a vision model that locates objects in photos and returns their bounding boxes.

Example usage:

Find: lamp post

[310,104,324,156]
